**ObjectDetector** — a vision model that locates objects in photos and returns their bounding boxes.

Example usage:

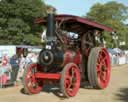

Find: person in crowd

[126,54,128,64]
[9,55,19,85]
[16,54,25,82]
[0,55,11,87]
[1,55,8,66]
[25,53,32,65]
[31,53,38,63]
[115,53,119,65]
[25,52,38,65]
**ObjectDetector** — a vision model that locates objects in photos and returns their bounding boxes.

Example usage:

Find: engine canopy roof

[35,14,113,34]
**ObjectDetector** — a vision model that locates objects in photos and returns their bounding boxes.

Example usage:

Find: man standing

[16,54,25,82]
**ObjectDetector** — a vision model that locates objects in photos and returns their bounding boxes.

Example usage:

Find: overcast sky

[44,0,128,16]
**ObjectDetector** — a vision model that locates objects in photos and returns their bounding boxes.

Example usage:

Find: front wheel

[60,63,80,97]
[88,47,111,89]
[22,63,43,94]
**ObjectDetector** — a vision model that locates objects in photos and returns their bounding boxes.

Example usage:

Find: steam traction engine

[23,14,113,97]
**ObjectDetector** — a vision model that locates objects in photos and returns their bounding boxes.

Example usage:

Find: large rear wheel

[60,63,80,97]
[88,47,111,89]
[23,63,43,94]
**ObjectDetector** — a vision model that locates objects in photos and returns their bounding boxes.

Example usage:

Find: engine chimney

[46,14,56,41]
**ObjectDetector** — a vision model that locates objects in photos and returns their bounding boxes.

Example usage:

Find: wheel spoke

[31,74,36,83]
[96,64,101,73]
[100,72,107,83]
[99,52,103,61]
[65,79,71,88]
[102,56,107,66]
[71,67,76,77]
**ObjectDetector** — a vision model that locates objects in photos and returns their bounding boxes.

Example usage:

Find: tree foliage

[0,0,47,45]
[86,1,128,49]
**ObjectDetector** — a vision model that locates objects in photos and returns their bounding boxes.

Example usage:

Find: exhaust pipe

[46,14,56,41]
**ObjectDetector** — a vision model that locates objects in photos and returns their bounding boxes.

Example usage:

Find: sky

[44,0,128,16]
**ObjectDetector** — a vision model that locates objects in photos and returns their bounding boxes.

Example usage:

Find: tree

[86,1,128,48]
[0,0,47,45]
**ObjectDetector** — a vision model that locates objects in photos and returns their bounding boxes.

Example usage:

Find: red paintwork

[73,50,82,64]
[63,63,80,97]
[96,48,111,88]
[61,50,81,66]
[34,50,81,80]
[24,63,43,94]
[23,14,112,96]
[35,14,113,33]
[0,74,7,85]
[35,73,60,80]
